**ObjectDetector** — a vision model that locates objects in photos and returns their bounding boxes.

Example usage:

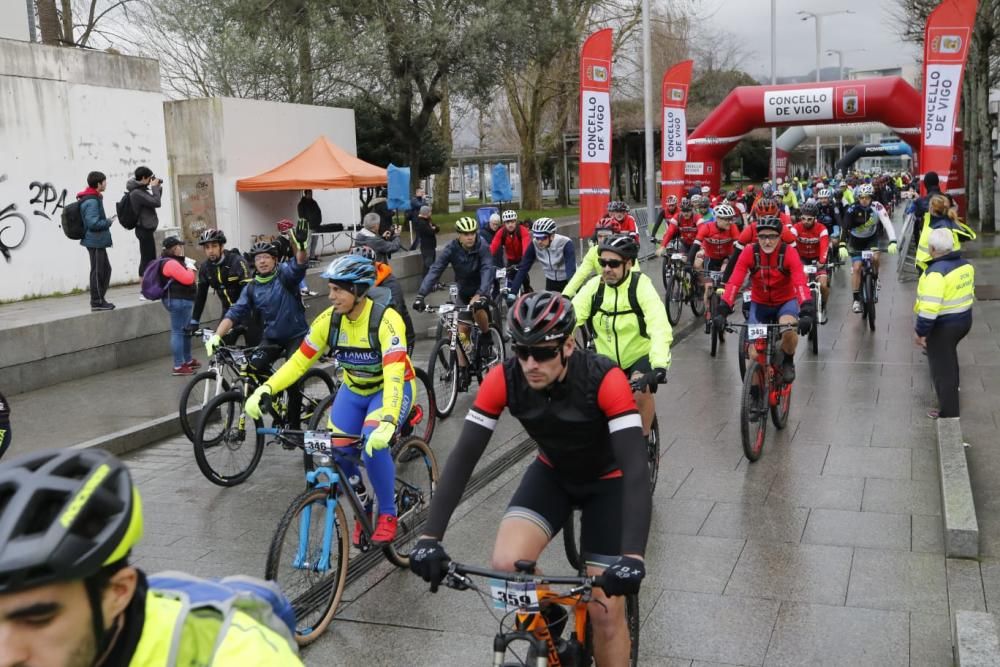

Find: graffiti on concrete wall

[0,174,69,262]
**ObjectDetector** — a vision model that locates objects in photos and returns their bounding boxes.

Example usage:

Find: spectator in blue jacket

[78,171,114,312]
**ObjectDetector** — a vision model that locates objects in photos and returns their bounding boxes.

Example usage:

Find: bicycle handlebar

[444,560,606,592]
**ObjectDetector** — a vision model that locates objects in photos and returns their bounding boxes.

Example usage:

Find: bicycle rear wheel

[664,274,684,326]
[562,510,582,572]
[740,361,768,462]
[298,368,336,426]
[400,367,436,444]
[428,339,459,418]
[265,488,350,645]
[383,437,439,567]
[193,389,264,486]
[179,369,231,444]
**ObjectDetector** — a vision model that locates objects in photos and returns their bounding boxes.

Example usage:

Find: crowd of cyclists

[0,167,933,666]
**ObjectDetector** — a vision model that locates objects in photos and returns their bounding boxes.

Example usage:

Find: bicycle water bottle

[349,474,371,513]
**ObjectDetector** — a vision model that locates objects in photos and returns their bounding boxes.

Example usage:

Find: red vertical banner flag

[660,60,693,211]
[578,28,613,238]
[920,0,978,195]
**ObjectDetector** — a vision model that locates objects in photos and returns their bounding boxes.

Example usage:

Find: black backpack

[327,286,394,352]
[588,272,648,339]
[116,191,138,230]
[60,195,98,241]
[751,242,790,277]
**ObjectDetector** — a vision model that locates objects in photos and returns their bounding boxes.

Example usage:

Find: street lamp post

[827,48,867,168]
[770,0,777,182]
[798,9,853,176]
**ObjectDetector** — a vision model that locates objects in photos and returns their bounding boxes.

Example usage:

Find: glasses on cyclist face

[512,344,561,362]
[800,216,816,222]
[598,258,624,268]
[758,233,780,241]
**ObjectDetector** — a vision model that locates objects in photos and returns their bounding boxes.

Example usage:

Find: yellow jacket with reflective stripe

[914,212,976,271]
[913,251,974,337]
[562,243,638,298]
[130,591,303,666]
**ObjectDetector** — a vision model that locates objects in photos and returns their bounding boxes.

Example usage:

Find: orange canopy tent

[235,136,387,191]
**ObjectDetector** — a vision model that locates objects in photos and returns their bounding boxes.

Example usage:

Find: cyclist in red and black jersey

[715,216,815,383]
[608,200,638,233]
[649,194,679,241]
[791,202,831,323]
[656,197,701,255]
[490,211,532,293]
[410,291,652,666]
[688,204,740,319]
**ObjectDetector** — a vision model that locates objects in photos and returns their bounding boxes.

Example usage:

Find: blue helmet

[321,255,376,286]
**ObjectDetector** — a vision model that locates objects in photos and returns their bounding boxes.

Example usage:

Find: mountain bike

[736,289,752,380]
[804,263,829,355]
[262,425,437,645]
[728,322,796,462]
[661,253,702,326]
[441,559,639,666]
[857,249,878,331]
[191,350,335,486]
[699,269,728,358]
[426,300,505,418]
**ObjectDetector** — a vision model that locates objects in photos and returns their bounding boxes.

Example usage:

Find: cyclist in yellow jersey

[0,448,302,667]
[245,254,415,544]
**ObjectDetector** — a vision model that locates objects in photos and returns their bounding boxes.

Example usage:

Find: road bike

[440,559,639,666]
[262,424,437,645]
[191,347,335,486]
[729,322,796,462]
[661,252,703,326]
[856,249,878,331]
[426,299,505,418]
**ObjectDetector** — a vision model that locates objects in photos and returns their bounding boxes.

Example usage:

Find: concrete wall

[0,39,172,301]
[164,97,360,253]
[0,0,29,41]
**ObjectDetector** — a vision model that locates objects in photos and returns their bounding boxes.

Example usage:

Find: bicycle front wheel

[710,295,720,358]
[562,510,582,572]
[740,361,768,462]
[771,380,792,430]
[265,488,350,645]
[179,369,231,444]
[864,273,877,331]
[399,367,436,444]
[738,326,749,380]
[664,274,684,326]
[647,416,660,495]
[428,339,459,418]
[383,436,439,567]
[193,389,264,486]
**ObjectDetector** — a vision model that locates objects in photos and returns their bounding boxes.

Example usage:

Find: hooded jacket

[127,178,162,231]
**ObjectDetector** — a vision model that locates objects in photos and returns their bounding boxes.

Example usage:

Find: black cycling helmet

[608,200,629,213]
[679,197,693,212]
[249,240,280,258]
[197,228,227,246]
[598,233,639,260]
[0,448,144,594]
[508,291,576,346]
[756,216,783,234]
[800,202,818,217]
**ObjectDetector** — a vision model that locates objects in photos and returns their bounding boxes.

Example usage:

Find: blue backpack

[147,571,298,654]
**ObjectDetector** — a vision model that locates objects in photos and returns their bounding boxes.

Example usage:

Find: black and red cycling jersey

[691,221,740,261]
[737,219,797,248]
[791,222,829,264]
[612,213,638,233]
[661,213,702,247]
[490,224,531,264]
[422,349,651,555]
[722,242,811,308]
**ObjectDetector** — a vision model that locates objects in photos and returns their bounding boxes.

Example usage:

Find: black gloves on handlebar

[601,556,645,596]
[409,538,450,592]
[412,296,426,312]
[636,368,667,391]
[798,300,816,336]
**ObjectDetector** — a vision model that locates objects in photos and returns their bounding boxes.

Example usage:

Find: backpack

[327,285,394,351]
[751,243,790,277]
[146,571,298,656]
[116,191,138,230]
[60,196,95,241]
[588,272,648,339]
[140,257,174,301]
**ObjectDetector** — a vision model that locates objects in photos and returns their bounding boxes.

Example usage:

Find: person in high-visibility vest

[914,193,976,272]
[914,228,975,419]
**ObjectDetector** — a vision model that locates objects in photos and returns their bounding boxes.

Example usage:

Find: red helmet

[595,217,621,233]
[753,198,780,218]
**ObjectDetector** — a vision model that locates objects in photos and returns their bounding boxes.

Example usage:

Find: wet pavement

[113,236,988,665]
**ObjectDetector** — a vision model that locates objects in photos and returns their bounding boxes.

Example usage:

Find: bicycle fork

[295,468,341,572]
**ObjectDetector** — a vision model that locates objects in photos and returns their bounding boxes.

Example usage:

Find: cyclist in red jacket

[608,201,637,233]
[715,216,815,383]
[791,201,830,323]
[688,204,740,324]
[490,211,532,292]
[656,198,701,255]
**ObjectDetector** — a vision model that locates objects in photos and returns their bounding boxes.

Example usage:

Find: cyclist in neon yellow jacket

[572,234,672,440]
[0,448,303,667]
[563,218,638,298]
[245,254,416,546]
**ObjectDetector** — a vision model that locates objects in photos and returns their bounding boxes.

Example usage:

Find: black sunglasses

[512,344,561,362]
[598,258,625,268]
[758,233,780,241]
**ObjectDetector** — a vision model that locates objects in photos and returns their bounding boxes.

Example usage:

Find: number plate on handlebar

[710,271,724,282]
[449,284,459,297]
[804,265,817,275]
[202,330,213,342]
[438,304,456,314]
[748,325,768,341]
[671,253,685,261]
[496,268,507,279]
[861,250,874,260]
[490,579,540,612]
[230,350,246,365]
[304,431,332,455]
[743,290,752,303]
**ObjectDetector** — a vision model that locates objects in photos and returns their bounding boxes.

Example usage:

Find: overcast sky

[702,0,921,81]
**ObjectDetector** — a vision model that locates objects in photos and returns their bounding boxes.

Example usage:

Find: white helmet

[714,204,736,219]
[532,217,557,236]
[817,188,832,199]
[858,184,875,197]
[700,185,711,194]
[501,210,518,222]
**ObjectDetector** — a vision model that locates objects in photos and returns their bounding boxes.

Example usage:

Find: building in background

[0,0,30,41]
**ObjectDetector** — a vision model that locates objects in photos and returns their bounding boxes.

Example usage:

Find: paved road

[120,247,964,665]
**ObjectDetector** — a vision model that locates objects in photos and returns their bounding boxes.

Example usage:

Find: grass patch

[0,287,88,304]
[418,207,579,228]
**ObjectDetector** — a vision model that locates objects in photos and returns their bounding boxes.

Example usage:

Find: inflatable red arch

[683,76,924,192]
